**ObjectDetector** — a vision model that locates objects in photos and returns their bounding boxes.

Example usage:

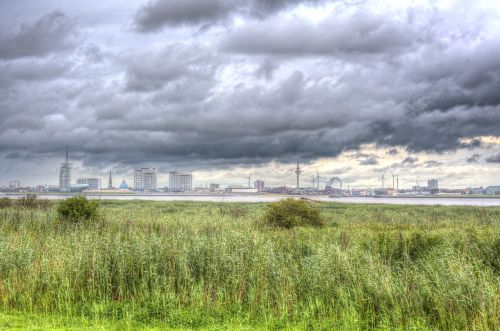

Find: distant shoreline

[3,192,500,199]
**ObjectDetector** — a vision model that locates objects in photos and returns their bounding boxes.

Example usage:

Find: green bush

[264,198,325,229]
[0,197,12,209]
[16,194,39,209]
[56,196,100,223]
[15,194,51,209]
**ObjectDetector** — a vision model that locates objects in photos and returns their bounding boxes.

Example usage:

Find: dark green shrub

[16,194,39,209]
[0,197,12,209]
[264,198,325,229]
[15,194,51,209]
[56,196,100,223]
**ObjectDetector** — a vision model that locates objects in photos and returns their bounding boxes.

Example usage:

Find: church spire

[108,171,113,189]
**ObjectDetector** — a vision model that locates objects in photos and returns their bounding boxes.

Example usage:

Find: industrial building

[59,147,71,192]
[254,180,265,191]
[77,178,100,190]
[169,171,192,192]
[485,186,500,195]
[225,185,258,194]
[134,168,158,191]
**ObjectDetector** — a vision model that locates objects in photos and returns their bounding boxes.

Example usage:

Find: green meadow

[0,200,499,330]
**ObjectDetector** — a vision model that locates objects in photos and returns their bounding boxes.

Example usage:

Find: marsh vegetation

[0,199,498,329]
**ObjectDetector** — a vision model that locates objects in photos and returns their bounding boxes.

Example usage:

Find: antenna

[295,160,301,189]
[247,171,253,188]
[380,170,386,188]
[316,168,320,190]
[65,145,69,164]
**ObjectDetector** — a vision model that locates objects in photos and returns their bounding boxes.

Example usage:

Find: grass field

[0,200,499,330]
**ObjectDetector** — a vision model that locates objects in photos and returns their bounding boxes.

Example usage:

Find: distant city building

[469,187,485,195]
[225,187,259,194]
[210,183,220,191]
[254,180,265,191]
[119,179,129,190]
[428,179,439,190]
[134,168,158,191]
[485,186,500,195]
[169,171,192,192]
[59,147,71,192]
[9,181,20,189]
[77,178,101,190]
[36,184,59,193]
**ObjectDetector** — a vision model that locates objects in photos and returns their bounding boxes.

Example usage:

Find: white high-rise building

[169,171,193,192]
[134,168,158,191]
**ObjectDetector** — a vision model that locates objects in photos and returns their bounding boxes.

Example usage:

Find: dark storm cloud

[0,11,76,59]
[135,0,234,31]
[1,0,500,184]
[135,0,327,32]
[486,154,500,164]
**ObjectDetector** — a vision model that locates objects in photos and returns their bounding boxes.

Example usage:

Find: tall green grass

[0,201,499,329]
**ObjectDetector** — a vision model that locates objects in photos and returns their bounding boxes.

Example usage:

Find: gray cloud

[467,154,481,163]
[134,0,327,32]
[125,43,218,92]
[135,0,234,32]
[359,156,378,166]
[0,11,76,59]
[486,154,500,164]
[221,11,414,56]
[0,0,499,186]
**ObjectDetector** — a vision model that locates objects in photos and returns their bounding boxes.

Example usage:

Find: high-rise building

[77,178,100,190]
[59,146,71,192]
[9,181,20,189]
[169,171,192,192]
[254,180,265,191]
[428,179,439,190]
[134,168,158,191]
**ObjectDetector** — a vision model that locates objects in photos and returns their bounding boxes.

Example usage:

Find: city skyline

[1,0,500,188]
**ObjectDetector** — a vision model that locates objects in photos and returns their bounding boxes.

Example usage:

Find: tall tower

[59,146,71,192]
[295,160,301,189]
[108,171,113,189]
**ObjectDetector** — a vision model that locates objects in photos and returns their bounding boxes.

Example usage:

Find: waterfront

[5,193,500,206]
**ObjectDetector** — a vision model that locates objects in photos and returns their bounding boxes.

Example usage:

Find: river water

[5,194,500,206]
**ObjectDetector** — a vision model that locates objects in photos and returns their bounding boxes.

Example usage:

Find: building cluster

[3,148,500,196]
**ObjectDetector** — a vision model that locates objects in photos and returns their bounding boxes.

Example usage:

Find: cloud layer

[0,0,499,186]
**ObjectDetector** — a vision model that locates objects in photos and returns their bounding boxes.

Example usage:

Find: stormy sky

[0,0,499,188]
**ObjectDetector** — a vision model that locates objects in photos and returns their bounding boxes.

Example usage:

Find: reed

[0,201,498,329]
